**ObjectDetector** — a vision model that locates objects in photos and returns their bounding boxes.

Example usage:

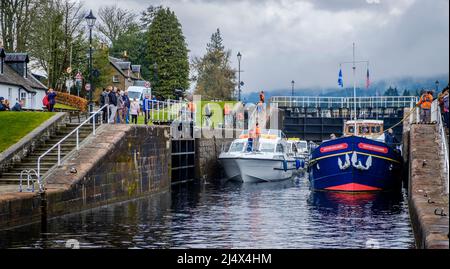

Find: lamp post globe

[291,80,295,96]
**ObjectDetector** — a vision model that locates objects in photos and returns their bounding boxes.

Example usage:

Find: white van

[127,86,152,101]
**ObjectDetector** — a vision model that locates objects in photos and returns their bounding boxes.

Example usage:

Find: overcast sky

[83,0,449,92]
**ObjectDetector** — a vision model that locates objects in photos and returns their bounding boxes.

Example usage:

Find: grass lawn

[55,103,79,111]
[130,100,238,127]
[197,101,238,128]
[0,112,55,152]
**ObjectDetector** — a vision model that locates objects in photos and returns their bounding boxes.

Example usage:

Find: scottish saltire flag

[338,69,344,88]
[366,68,370,89]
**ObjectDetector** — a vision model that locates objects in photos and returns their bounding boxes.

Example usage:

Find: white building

[0,48,47,110]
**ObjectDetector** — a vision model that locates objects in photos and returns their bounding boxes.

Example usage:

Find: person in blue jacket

[385,129,399,148]
[47,88,57,112]
[142,94,151,125]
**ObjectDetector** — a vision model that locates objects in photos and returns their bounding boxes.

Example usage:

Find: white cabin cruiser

[219,130,299,183]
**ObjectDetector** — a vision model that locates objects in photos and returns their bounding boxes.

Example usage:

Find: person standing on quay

[417,90,433,124]
[108,87,118,124]
[130,98,140,124]
[47,88,57,112]
[143,94,151,125]
[259,91,265,104]
[116,89,125,124]
[122,91,131,124]
[100,88,110,123]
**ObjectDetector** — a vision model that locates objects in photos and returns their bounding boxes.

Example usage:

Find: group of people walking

[100,86,139,124]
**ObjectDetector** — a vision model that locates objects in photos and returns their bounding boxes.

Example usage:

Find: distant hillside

[242,74,449,103]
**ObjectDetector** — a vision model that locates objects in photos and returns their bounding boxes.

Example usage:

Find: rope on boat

[383,105,419,133]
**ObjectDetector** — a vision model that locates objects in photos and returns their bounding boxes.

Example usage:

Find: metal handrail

[36,104,108,192]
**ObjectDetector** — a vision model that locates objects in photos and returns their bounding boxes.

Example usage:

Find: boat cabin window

[359,126,370,135]
[371,126,381,134]
[297,142,307,151]
[276,144,284,153]
[347,126,355,134]
[260,143,276,153]
[229,142,246,152]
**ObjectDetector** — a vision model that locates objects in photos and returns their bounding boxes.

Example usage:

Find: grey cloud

[83,0,449,92]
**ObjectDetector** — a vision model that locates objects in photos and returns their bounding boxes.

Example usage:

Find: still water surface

[0,176,415,249]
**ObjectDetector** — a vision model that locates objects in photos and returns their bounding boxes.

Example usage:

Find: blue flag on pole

[338,69,344,88]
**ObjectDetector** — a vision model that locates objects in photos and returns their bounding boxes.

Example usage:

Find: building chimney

[0,48,5,75]
[24,54,29,78]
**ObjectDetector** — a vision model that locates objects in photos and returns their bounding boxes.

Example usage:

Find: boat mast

[339,43,369,136]
[352,43,357,136]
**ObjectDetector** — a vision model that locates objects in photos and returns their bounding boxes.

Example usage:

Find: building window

[20,92,27,107]
[8,88,12,100]
[112,75,120,83]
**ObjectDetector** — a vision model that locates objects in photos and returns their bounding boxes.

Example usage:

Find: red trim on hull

[325,183,382,192]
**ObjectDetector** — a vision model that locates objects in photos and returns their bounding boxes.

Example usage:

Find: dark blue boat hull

[308,136,403,192]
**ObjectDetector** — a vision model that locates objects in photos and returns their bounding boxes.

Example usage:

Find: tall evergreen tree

[384,86,399,96]
[146,8,189,98]
[192,28,236,100]
[402,89,411,96]
[110,24,150,80]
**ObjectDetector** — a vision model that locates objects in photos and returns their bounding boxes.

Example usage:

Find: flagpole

[353,42,357,136]
[339,43,369,136]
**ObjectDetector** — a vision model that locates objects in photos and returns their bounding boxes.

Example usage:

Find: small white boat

[219,129,299,183]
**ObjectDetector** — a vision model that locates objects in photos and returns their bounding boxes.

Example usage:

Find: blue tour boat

[309,43,402,192]
[308,120,403,192]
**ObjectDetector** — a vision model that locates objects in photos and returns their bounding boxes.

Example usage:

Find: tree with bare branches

[96,5,137,45]
[0,0,38,52]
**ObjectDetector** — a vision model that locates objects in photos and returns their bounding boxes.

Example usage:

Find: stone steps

[0,122,93,185]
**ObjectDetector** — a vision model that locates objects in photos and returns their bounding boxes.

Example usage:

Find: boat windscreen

[297,142,307,151]
[229,142,246,152]
[260,143,275,153]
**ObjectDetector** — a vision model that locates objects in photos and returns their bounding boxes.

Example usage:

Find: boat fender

[296,159,304,170]
[247,138,254,152]
[283,160,288,172]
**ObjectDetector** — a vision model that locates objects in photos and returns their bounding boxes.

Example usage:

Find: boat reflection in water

[307,188,412,249]
[309,190,404,212]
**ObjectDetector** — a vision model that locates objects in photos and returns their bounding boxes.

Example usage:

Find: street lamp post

[85,10,96,113]
[237,52,242,102]
[291,80,295,96]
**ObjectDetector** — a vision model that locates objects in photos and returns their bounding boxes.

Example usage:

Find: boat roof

[345,120,384,125]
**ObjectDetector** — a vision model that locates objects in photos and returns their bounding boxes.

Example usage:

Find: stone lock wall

[0,124,171,230]
[44,124,171,217]
[408,124,449,249]
[195,128,235,181]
